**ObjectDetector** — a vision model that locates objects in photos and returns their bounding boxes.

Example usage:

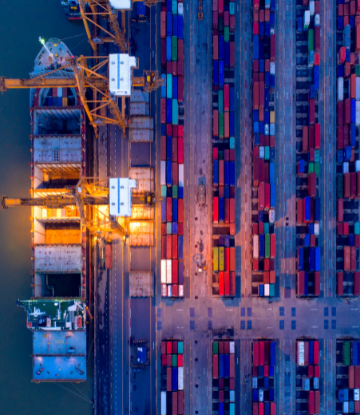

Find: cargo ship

[18,38,87,382]
[61,0,82,19]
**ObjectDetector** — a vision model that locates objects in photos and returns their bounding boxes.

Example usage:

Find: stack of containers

[212,0,236,297]
[160,0,185,298]
[213,235,236,295]
[336,340,360,414]
[252,0,277,297]
[295,0,321,297]
[296,340,320,415]
[336,2,360,297]
[252,340,276,415]
[212,340,235,415]
[160,340,184,415]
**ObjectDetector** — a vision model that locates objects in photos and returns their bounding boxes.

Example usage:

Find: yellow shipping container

[270,111,275,124]
[219,246,225,271]
[45,229,81,244]
[213,247,219,272]
[62,97,68,107]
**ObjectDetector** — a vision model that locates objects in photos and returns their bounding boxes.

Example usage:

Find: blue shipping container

[304,234,310,247]
[166,99,172,123]
[298,248,304,271]
[269,365,274,377]
[337,149,344,163]
[265,71,270,87]
[219,60,224,88]
[309,341,314,364]
[230,162,235,186]
[219,36,224,60]
[161,75,166,98]
[219,402,224,415]
[349,234,355,246]
[172,222,178,234]
[178,235,183,260]
[172,198,178,222]
[298,159,305,174]
[224,42,230,68]
[172,14,177,36]
[259,284,264,296]
[265,402,270,415]
[136,1,145,16]
[178,15,184,39]
[173,76,178,99]
[253,35,259,60]
[258,366,264,377]
[253,109,259,121]
[351,99,356,123]
[225,161,230,186]
[224,186,230,198]
[353,343,358,365]
[271,0,276,11]
[337,65,344,78]
[270,341,276,366]
[297,17,303,32]
[304,197,311,222]
[344,146,352,162]
[166,160,172,186]
[213,159,219,186]
[315,247,320,271]
[337,16,344,31]
[270,162,275,184]
[213,60,219,87]
[219,197,225,222]
[178,186,183,199]
[166,36,172,61]
[259,22,265,37]
[351,123,356,147]
[219,354,224,377]
[269,388,274,401]
[252,389,259,402]
[313,66,319,91]
[270,184,276,208]
[230,87,235,111]
[315,198,320,221]
[260,234,265,258]
[224,354,230,378]
[178,261,184,284]
[172,367,178,391]
[161,200,166,222]
[166,12,172,36]
[166,136,172,160]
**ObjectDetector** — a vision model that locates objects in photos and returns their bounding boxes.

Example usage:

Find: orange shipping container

[357,24,360,52]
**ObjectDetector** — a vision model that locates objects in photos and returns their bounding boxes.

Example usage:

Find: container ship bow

[18,38,87,382]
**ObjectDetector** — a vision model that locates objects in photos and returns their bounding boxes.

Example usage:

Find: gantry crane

[79,0,161,54]
[0,54,163,136]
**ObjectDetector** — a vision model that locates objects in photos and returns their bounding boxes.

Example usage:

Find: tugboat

[61,0,81,20]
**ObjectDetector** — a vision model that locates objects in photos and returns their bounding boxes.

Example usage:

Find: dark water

[0,1,93,413]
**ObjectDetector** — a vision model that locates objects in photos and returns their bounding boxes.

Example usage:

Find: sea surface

[0,1,93,413]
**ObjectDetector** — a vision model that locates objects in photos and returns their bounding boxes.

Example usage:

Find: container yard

[211,0,236,297]
[161,339,184,415]
[252,340,277,415]
[336,339,360,414]
[336,2,360,296]
[295,0,321,297]
[296,339,320,414]
[251,0,277,297]
[212,340,235,415]
[160,0,185,298]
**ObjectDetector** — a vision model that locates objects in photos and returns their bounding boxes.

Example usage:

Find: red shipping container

[178,60,184,76]
[162,236,166,259]
[270,403,276,415]
[224,271,230,296]
[351,246,357,271]
[310,234,316,246]
[264,271,269,283]
[265,183,270,209]
[167,124,172,136]
[172,137,177,162]
[253,0,259,9]
[253,22,259,34]
[253,259,259,271]
[253,403,259,415]
[259,402,264,415]
[355,401,360,414]
[308,365,314,377]
[314,123,321,149]
[230,247,235,271]
[213,35,219,59]
[339,4,344,15]
[345,61,351,78]
[213,11,218,29]
[264,258,270,271]
[178,138,184,163]
[166,198,172,222]
[161,98,166,123]
[314,341,319,364]
[270,34,276,61]
[230,15,235,32]
[314,272,320,296]
[219,390,224,402]
[309,125,314,149]
[178,76,183,103]
[218,0,223,14]
[356,235,360,247]
[224,84,230,111]
[230,271,235,296]
[224,10,229,26]
[308,172,316,197]
[219,160,224,186]
[177,391,184,415]
[271,234,276,258]
[172,235,177,260]
[337,272,344,295]
[178,199,184,222]
[230,198,235,223]
[349,365,355,388]
[161,341,166,355]
[297,271,305,296]
[224,111,230,138]
[219,342,223,354]
[265,9,270,22]
[345,98,351,124]
[252,157,259,185]
[166,367,172,391]
[259,341,265,365]
[344,173,351,198]
[166,235,172,259]
[297,199,303,223]
[339,46,347,64]
[309,148,315,163]
[338,125,344,149]
[178,39,184,62]
[172,391,177,414]
[314,365,320,378]
[303,126,308,152]
[357,24,360,52]
[351,73,357,98]
[167,61,172,75]
[264,365,269,377]
[264,341,269,365]
[167,341,172,354]
[213,197,218,223]
[355,366,360,388]
[161,136,166,160]
[309,99,315,125]
[162,354,167,366]
[225,247,230,271]
[351,172,357,198]
[229,354,235,377]
[354,272,360,295]
[172,61,177,76]
[253,342,259,366]
[213,109,219,136]
[213,354,218,378]
[259,182,265,210]
[212,0,218,11]
[314,391,320,415]
[253,223,259,235]
[219,271,224,296]
[308,391,315,415]
[259,81,265,108]
[253,82,259,110]
[172,259,178,282]
[314,52,320,65]
[172,162,178,186]
[343,222,349,235]
[270,271,276,284]
[344,246,351,271]
[230,42,235,68]
[177,354,183,367]
[357,171,360,197]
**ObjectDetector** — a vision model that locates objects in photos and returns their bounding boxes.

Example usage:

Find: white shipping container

[264,284,270,296]
[269,209,275,223]
[161,284,167,297]
[354,389,360,401]
[178,164,184,187]
[337,77,344,101]
[313,377,319,389]
[229,341,235,354]
[264,124,269,136]
[161,391,167,415]
[178,3,183,14]
[314,223,320,235]
[270,62,275,75]
[167,285,172,297]
[179,285,184,297]
[166,259,172,284]
[304,10,310,27]
[129,167,155,193]
[161,259,167,283]
[252,377,258,389]
[270,123,275,136]
[309,1,315,15]
[357,77,360,100]
[259,146,265,159]
[343,162,349,174]
[253,235,259,259]
[343,401,349,414]
[178,367,184,390]
[356,101,360,126]
[356,160,360,172]
[314,14,320,26]
[161,161,166,186]
[297,341,305,365]
[34,245,82,272]
[230,390,235,402]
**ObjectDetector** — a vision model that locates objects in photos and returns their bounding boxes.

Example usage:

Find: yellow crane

[79,0,161,54]
[0,55,162,136]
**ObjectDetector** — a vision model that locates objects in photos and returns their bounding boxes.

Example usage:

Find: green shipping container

[172,36,177,61]
[342,342,351,366]
[314,162,319,177]
[264,146,270,160]
[264,223,269,234]
[354,222,360,235]
[230,137,235,149]
[172,185,178,198]
[355,65,360,76]
[314,150,320,162]
[230,403,235,415]
[172,0,177,14]
[269,284,275,297]
[167,222,172,234]
[308,163,314,174]
[213,247,219,272]
[219,16,224,31]
[337,175,344,198]
[213,342,219,354]
[161,185,167,198]
[219,113,224,138]
[265,234,271,258]
[229,2,235,15]
[224,27,230,42]
[172,99,178,125]
[219,246,225,271]
[167,74,172,98]
[218,90,224,113]
[178,342,183,354]
[172,354,178,366]
[308,29,314,52]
